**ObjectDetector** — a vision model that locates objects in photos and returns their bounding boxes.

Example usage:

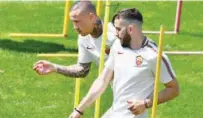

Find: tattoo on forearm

[55,62,92,78]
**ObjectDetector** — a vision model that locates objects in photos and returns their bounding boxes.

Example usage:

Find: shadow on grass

[179,31,203,39]
[0,39,78,53]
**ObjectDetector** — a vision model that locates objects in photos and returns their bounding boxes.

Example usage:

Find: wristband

[74,108,84,115]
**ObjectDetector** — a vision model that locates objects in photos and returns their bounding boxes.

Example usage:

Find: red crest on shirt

[136,55,143,66]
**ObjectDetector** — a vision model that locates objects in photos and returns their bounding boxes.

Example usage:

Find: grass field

[0,1,203,118]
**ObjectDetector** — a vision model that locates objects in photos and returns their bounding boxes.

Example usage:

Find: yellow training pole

[96,0,102,18]
[9,1,70,38]
[74,78,81,107]
[37,53,78,57]
[63,0,72,37]
[151,25,165,118]
[9,33,64,38]
[94,0,110,118]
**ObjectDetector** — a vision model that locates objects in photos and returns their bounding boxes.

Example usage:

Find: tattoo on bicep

[56,62,92,78]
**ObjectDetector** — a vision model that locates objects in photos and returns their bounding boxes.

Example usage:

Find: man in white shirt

[69,8,179,118]
[33,1,116,78]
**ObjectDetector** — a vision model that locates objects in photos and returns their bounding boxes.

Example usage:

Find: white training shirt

[77,22,117,65]
[103,37,176,118]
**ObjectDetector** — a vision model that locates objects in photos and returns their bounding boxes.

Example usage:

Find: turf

[0,1,203,118]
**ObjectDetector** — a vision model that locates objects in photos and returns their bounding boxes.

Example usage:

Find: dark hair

[112,8,143,25]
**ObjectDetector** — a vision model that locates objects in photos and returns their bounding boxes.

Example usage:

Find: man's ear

[127,24,134,34]
[89,12,94,21]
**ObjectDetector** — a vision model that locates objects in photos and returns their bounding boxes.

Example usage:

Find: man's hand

[127,100,147,115]
[68,110,82,118]
[33,60,56,75]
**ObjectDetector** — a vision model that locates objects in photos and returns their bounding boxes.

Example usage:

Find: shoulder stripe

[147,44,175,80]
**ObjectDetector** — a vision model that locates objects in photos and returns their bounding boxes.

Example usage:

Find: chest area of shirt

[84,39,111,56]
[114,50,150,72]
[114,54,152,83]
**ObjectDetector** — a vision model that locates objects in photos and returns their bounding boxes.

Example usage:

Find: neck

[90,18,103,38]
[130,33,144,50]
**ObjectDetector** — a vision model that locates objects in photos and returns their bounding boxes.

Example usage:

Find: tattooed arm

[34,60,91,78]
[55,62,92,78]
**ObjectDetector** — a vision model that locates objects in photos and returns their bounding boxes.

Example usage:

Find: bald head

[71,1,96,14]
[69,1,99,36]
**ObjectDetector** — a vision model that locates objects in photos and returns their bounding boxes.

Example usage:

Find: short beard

[121,30,131,48]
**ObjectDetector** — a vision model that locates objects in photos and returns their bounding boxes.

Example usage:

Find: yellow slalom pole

[151,25,165,118]
[37,53,78,57]
[63,0,72,37]
[96,0,102,18]
[94,0,110,118]
[74,78,81,108]
[9,33,64,38]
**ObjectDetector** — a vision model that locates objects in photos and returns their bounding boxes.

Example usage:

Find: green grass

[0,1,203,118]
